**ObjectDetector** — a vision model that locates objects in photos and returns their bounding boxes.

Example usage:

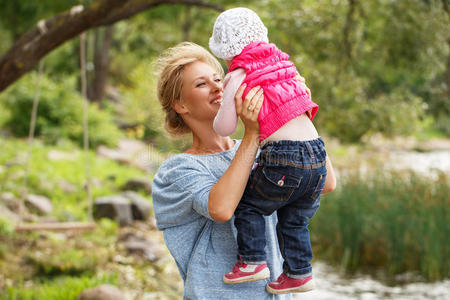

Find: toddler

[209,8,327,294]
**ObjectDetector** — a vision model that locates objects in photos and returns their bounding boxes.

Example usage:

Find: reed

[312,170,449,281]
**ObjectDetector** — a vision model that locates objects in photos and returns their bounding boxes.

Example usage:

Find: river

[294,262,450,300]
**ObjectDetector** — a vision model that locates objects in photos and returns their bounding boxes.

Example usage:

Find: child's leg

[276,193,321,278]
[267,163,326,294]
[223,202,270,284]
[234,202,267,264]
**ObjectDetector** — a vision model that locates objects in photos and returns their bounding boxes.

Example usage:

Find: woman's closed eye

[196,82,206,87]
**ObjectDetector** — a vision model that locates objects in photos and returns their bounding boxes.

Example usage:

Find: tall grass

[312,170,449,281]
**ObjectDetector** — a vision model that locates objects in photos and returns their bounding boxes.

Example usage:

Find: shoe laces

[232,261,247,273]
[277,273,289,283]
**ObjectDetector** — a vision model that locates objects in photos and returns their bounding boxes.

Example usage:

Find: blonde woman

[151,42,335,299]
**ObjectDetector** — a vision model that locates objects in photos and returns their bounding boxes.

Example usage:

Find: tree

[0,0,223,93]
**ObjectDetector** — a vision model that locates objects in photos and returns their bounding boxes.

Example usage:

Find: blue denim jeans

[234,138,327,278]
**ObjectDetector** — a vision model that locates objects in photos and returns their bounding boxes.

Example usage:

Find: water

[294,262,450,300]
[295,149,450,300]
[387,150,450,175]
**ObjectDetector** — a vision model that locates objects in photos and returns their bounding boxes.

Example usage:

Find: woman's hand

[208,84,264,222]
[295,73,311,96]
[234,84,264,140]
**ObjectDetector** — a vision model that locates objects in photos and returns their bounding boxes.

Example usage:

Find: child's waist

[261,113,319,146]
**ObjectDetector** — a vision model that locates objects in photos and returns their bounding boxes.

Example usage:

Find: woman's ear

[172,101,189,114]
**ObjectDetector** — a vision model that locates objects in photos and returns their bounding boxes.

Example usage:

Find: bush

[0,74,122,148]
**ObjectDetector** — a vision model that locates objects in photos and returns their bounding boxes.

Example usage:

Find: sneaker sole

[223,267,270,284]
[266,279,315,294]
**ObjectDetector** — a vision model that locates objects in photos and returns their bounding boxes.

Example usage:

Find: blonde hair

[155,42,224,138]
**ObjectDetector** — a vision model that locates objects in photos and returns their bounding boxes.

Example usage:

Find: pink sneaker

[266,273,315,294]
[223,261,270,284]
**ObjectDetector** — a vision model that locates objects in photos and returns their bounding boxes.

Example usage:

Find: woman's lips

[211,95,223,104]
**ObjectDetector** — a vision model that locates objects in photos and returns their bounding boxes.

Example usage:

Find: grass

[0,136,149,221]
[2,274,118,300]
[0,137,164,298]
[312,170,449,281]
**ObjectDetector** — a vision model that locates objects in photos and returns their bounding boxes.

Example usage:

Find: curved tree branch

[0,0,223,92]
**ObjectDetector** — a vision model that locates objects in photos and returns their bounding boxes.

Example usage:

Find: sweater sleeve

[152,156,217,230]
[213,68,246,137]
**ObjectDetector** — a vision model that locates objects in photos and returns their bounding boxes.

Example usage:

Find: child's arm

[294,72,336,193]
[213,68,246,137]
[322,155,337,193]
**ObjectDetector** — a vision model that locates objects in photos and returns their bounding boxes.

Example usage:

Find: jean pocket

[311,173,327,202]
[254,166,302,201]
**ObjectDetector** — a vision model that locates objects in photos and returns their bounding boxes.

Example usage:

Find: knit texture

[209,7,268,60]
[229,41,319,142]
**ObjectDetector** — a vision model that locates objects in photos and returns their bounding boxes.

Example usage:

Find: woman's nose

[212,80,223,92]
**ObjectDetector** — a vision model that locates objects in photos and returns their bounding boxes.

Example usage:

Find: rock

[0,192,19,212]
[97,146,130,165]
[0,205,20,223]
[97,139,152,171]
[47,150,78,161]
[57,180,78,193]
[78,284,127,300]
[25,194,53,215]
[119,232,163,262]
[121,178,152,195]
[122,191,151,221]
[94,195,133,226]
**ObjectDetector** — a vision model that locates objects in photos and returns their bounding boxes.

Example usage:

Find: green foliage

[27,247,100,276]
[2,274,118,300]
[0,74,122,148]
[1,0,449,143]
[0,217,14,237]
[256,0,449,141]
[0,137,147,221]
[312,171,450,281]
[0,0,78,40]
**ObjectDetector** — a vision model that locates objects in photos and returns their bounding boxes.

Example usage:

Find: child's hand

[235,84,264,139]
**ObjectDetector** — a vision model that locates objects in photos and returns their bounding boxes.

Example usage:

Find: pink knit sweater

[213,41,318,142]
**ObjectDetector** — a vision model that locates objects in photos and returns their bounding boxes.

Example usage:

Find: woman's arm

[322,155,336,193]
[209,84,264,222]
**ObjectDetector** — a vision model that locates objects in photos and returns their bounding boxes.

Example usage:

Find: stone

[119,232,163,262]
[0,192,19,212]
[25,194,53,215]
[121,178,152,195]
[94,195,133,226]
[57,180,78,193]
[122,191,151,221]
[0,205,19,223]
[78,284,127,300]
[47,150,78,161]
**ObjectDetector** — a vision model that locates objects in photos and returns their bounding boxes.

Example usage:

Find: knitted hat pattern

[209,7,269,60]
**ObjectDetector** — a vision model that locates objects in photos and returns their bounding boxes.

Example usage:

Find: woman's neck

[185,130,234,155]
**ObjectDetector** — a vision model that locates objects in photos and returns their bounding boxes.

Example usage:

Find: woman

[152,42,336,299]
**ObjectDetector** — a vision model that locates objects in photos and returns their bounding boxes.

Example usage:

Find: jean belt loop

[305,141,315,161]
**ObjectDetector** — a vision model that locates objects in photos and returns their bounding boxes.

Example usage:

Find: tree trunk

[88,25,114,104]
[442,0,450,101]
[0,0,223,93]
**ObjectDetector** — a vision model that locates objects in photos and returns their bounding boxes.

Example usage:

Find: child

[209,8,327,294]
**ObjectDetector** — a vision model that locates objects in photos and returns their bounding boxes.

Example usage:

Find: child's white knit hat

[209,7,268,60]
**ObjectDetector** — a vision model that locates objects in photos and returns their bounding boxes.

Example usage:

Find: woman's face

[178,61,223,122]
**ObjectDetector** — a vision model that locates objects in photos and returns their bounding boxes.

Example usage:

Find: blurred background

[0,0,448,299]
